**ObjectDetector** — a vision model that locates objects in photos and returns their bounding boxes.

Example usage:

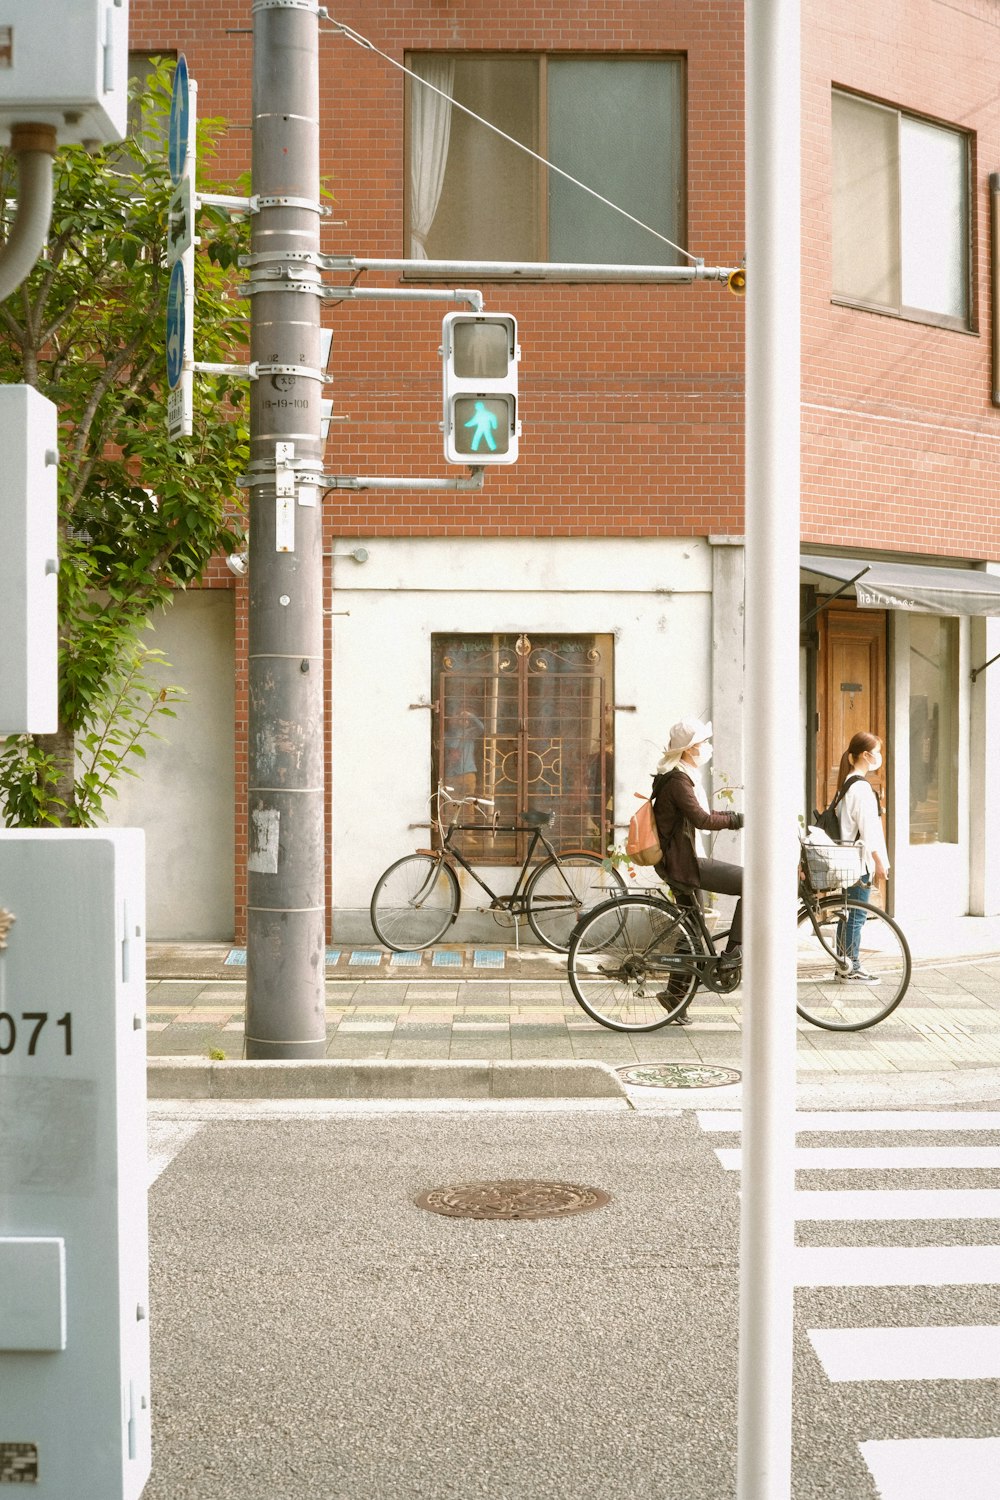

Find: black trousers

[694,857,743,949]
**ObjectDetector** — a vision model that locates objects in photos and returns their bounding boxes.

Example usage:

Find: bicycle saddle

[520,809,555,827]
[668,882,700,906]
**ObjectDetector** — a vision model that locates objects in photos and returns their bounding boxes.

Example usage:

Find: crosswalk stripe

[700,1107,1000,1488]
[716,1145,1000,1171]
[808,1326,1000,1381]
[859,1438,1000,1500]
[795,1244,1000,1287]
[795,1187,1000,1220]
[698,1109,1000,1132]
[147,1120,205,1187]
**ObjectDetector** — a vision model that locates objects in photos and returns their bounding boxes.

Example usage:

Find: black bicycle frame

[439,818,559,914]
[798,889,852,967]
[656,893,736,995]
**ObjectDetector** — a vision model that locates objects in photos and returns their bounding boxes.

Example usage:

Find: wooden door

[815,603,888,815]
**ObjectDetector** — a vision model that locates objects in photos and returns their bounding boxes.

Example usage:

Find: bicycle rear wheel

[525,852,627,952]
[567,894,700,1031]
[370,854,460,951]
[795,898,910,1031]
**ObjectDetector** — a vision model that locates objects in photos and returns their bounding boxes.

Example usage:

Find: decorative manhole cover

[618,1063,742,1090]
[415,1178,611,1221]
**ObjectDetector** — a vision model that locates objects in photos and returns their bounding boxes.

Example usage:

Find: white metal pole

[738,0,801,1495]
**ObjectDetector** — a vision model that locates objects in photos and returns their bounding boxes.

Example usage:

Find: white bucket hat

[657,717,713,773]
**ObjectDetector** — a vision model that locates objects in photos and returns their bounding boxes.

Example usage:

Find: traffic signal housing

[442,312,520,464]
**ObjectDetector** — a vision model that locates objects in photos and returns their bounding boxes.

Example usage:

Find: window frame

[831,87,975,334]
[430,631,615,862]
[403,51,688,280]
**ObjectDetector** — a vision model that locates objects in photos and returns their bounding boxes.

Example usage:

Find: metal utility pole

[737,0,801,1495]
[244,0,327,1059]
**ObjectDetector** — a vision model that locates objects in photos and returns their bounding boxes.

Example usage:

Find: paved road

[144,1095,1000,1500]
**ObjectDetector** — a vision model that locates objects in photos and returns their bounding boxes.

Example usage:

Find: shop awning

[800,553,1000,617]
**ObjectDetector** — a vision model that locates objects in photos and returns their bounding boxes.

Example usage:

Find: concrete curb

[146,1058,628,1101]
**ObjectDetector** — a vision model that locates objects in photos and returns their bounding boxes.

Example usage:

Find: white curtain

[410,57,455,259]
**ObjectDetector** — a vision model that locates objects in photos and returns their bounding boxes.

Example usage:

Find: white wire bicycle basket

[801,840,864,892]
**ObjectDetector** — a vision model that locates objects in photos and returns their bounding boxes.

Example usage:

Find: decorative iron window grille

[431,633,614,862]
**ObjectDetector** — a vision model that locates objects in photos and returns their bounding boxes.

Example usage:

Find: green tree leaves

[0,60,249,826]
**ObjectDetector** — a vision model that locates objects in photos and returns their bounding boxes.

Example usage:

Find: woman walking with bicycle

[652,718,744,969]
[834,730,889,984]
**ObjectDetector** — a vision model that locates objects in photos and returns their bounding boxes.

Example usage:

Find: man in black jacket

[651,717,744,968]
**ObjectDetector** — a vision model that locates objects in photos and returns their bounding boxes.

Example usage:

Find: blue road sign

[168,55,189,185]
[166,260,185,390]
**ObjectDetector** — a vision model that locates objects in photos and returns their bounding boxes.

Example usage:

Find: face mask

[868,751,882,771]
[695,743,713,767]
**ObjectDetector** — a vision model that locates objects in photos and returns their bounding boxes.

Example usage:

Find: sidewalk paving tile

[451,1038,512,1060]
[795,1051,840,1072]
[143,938,1000,1077]
[473,950,506,968]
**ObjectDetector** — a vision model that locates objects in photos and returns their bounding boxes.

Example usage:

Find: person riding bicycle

[651,718,745,972]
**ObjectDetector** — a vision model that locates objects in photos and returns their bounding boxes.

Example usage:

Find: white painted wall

[327,536,726,943]
[104,590,235,940]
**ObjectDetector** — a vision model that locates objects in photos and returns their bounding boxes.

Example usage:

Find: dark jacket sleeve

[653,770,739,843]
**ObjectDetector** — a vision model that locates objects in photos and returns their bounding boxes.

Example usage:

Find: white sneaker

[835,967,880,985]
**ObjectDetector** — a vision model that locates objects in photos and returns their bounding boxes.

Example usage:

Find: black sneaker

[718,946,742,972]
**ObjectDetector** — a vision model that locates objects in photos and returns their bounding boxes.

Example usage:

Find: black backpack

[812,774,867,841]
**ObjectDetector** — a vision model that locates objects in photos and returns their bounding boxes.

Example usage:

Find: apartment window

[832,90,971,329]
[909,615,959,844]
[431,633,613,861]
[407,54,685,268]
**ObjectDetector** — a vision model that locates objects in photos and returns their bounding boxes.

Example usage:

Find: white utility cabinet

[0,0,130,147]
[0,385,59,734]
[0,830,151,1498]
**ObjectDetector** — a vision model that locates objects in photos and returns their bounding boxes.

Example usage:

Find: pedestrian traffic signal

[441,312,520,464]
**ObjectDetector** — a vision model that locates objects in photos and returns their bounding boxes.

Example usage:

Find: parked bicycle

[565,837,911,1033]
[370,784,627,953]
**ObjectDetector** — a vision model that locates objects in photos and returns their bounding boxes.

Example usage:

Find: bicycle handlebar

[439,784,494,807]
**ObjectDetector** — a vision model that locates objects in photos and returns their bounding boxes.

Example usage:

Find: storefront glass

[909,615,959,843]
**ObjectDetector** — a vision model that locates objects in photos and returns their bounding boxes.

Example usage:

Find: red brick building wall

[802,0,1000,558]
[130,0,748,541]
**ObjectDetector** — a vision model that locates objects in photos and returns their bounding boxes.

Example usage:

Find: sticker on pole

[168,55,190,185]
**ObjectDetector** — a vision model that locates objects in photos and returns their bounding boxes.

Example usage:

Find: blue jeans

[837,876,871,967]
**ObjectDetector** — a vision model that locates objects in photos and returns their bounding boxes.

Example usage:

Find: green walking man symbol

[464,399,498,453]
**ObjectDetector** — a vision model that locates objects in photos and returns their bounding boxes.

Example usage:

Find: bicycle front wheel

[525,852,627,952]
[567,894,701,1032]
[370,855,460,951]
[795,898,911,1031]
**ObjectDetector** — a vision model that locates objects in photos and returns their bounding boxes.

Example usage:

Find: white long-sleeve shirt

[837,777,889,877]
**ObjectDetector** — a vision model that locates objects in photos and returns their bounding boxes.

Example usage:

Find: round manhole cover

[415,1178,611,1221]
[618,1063,742,1090]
